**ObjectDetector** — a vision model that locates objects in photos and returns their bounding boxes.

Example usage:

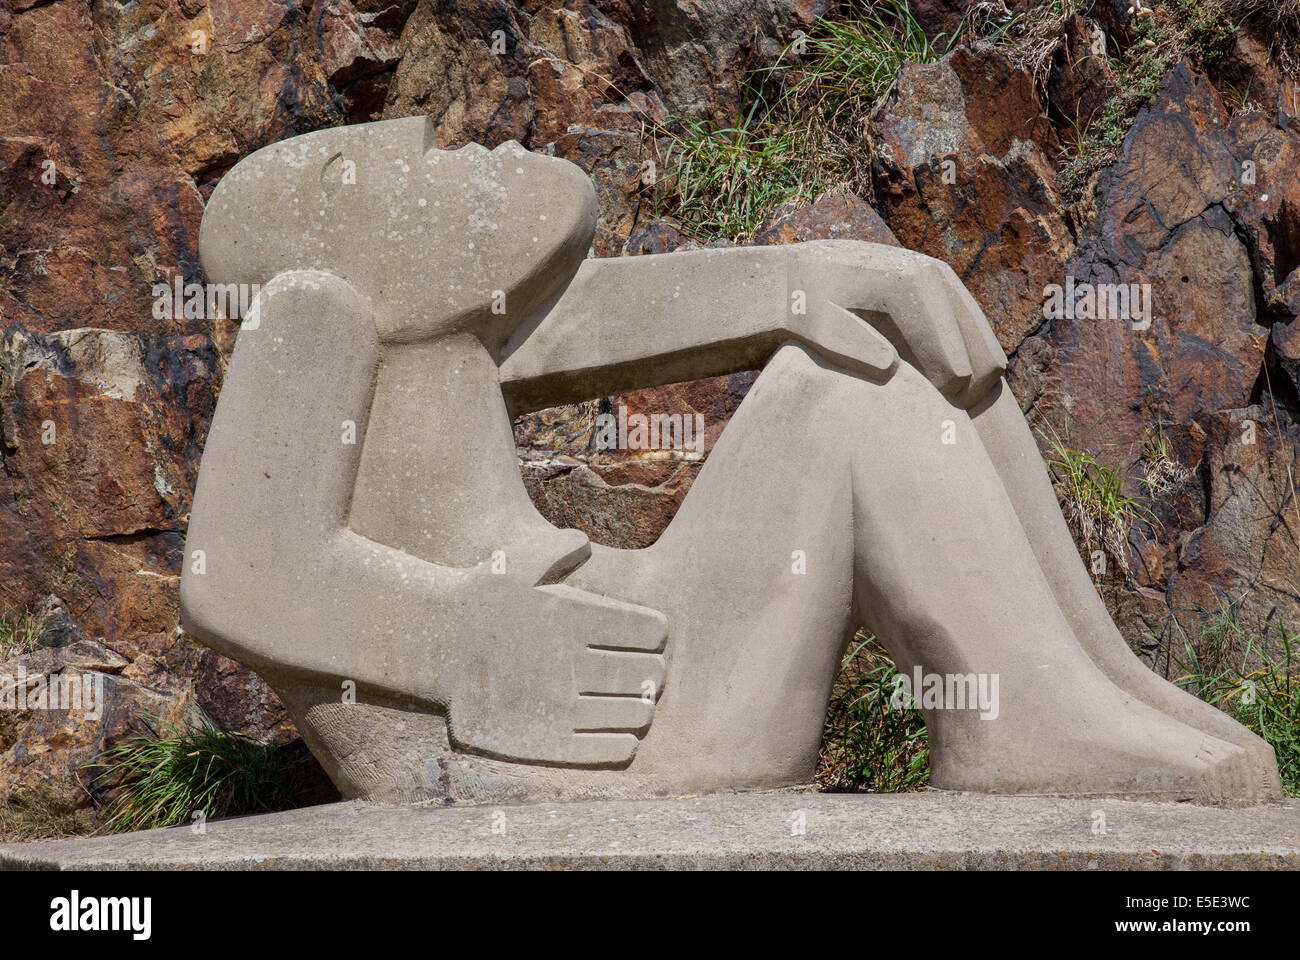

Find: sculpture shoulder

[235,269,381,348]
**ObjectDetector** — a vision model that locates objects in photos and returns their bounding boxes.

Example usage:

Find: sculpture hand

[793,241,1007,408]
[443,539,668,767]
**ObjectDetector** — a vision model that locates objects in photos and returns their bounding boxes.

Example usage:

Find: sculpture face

[182,116,1283,807]
[197,116,597,349]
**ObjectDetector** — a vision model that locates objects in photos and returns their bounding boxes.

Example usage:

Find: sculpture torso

[349,332,581,570]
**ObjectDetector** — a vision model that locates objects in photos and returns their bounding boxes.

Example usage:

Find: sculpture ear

[319,152,349,200]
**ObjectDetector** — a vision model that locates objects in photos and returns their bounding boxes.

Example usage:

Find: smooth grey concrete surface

[2,791,1297,870]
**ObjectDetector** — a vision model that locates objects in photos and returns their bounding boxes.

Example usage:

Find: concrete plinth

[2,790,1297,870]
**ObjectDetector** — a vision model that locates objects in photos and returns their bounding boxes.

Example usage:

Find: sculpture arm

[498,240,1006,414]
[179,269,467,705]
[180,269,667,766]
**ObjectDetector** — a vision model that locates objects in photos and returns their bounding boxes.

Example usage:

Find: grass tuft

[653,0,951,243]
[1039,418,1160,578]
[0,787,98,842]
[1141,416,1195,498]
[656,114,821,243]
[817,632,930,792]
[90,717,304,833]
[0,606,50,659]
[1173,606,1299,795]
[966,0,1081,86]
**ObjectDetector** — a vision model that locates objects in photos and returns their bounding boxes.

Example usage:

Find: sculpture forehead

[219,123,574,253]
[199,117,597,335]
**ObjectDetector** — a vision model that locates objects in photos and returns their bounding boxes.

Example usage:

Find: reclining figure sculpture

[181,116,1281,804]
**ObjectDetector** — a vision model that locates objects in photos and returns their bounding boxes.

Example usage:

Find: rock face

[873,47,1074,352]
[515,371,759,548]
[754,191,900,247]
[0,602,193,807]
[1007,62,1300,661]
[0,329,294,806]
[2,0,1298,814]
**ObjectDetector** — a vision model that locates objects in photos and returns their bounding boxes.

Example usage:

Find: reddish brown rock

[522,461,696,549]
[1225,111,1300,312]
[1274,316,1300,396]
[1009,64,1299,663]
[550,128,657,257]
[754,191,899,247]
[0,627,199,808]
[0,326,292,805]
[908,0,1008,38]
[514,371,758,546]
[602,372,758,463]
[385,0,818,152]
[1027,66,1267,471]
[623,219,696,256]
[0,0,355,339]
[1210,21,1298,122]
[316,0,404,91]
[873,46,1072,352]
[1166,405,1300,662]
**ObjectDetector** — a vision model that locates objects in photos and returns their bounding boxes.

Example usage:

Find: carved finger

[896,262,975,400]
[573,695,655,733]
[799,303,900,380]
[577,648,665,697]
[936,262,1007,407]
[539,584,668,652]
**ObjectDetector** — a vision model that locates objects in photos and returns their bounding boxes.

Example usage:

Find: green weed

[1173,606,1299,795]
[90,717,304,833]
[1039,418,1160,577]
[653,0,950,242]
[817,632,930,792]
[0,606,49,659]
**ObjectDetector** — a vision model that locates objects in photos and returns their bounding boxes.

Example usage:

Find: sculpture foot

[928,687,1265,803]
[1082,644,1284,801]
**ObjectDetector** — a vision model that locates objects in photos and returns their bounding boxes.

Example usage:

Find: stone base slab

[2,790,1297,870]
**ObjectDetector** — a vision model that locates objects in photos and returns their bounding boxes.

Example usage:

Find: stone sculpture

[181,116,1281,804]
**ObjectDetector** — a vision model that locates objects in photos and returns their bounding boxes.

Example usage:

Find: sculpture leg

[565,341,862,792]
[967,382,1283,797]
[838,359,1258,799]
[570,342,1263,800]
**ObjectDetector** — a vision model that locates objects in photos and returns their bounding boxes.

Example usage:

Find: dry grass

[1228,0,1300,34]
[1039,417,1161,579]
[650,0,950,242]
[1141,418,1194,498]
[965,0,1081,86]
[0,605,51,659]
[0,787,98,842]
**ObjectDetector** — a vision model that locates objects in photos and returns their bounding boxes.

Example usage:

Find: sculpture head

[198,115,597,349]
